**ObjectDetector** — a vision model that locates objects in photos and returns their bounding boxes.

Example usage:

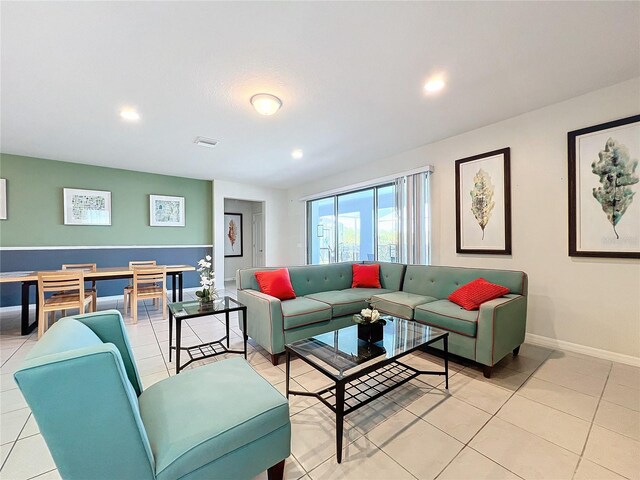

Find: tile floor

[0,285,639,480]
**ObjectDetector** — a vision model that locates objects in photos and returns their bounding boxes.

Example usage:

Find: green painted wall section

[0,154,213,247]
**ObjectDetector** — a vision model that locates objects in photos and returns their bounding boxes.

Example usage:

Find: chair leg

[92,292,97,312]
[133,295,138,324]
[162,294,167,320]
[123,290,128,315]
[267,459,285,480]
[38,307,46,339]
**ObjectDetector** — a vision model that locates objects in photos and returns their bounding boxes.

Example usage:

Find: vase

[357,321,384,343]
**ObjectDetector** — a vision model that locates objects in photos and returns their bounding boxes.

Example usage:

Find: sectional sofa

[236,262,527,377]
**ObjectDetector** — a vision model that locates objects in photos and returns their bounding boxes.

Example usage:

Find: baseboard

[224,277,235,282]
[0,287,201,314]
[525,333,640,367]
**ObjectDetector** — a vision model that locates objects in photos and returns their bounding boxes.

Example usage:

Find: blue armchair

[13,310,291,480]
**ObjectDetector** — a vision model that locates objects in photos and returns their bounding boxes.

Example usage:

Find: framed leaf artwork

[568,115,640,258]
[224,212,243,257]
[455,148,512,255]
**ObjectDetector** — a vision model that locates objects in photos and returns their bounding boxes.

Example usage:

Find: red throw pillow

[254,268,296,300]
[352,264,381,288]
[448,278,510,311]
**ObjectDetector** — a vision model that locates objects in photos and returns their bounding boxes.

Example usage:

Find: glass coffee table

[168,296,247,374]
[285,316,448,463]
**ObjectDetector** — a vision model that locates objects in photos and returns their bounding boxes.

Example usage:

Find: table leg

[171,274,177,303]
[285,350,291,399]
[444,334,449,390]
[335,381,345,464]
[21,282,37,336]
[169,310,173,362]
[242,307,248,359]
[178,273,183,301]
[225,310,230,348]
[176,318,182,375]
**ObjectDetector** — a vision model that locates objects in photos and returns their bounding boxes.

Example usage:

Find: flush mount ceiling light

[291,149,304,160]
[424,76,446,94]
[194,137,218,148]
[119,108,140,121]
[250,93,282,116]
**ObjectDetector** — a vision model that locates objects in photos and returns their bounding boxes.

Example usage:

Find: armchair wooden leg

[483,365,493,379]
[513,346,520,356]
[270,354,280,366]
[267,459,285,480]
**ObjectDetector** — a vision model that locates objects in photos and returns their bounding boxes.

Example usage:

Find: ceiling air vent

[194,137,218,148]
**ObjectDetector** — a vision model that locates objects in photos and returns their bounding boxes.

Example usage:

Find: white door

[252,213,265,267]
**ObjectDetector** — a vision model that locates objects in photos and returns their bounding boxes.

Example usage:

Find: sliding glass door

[308,197,336,264]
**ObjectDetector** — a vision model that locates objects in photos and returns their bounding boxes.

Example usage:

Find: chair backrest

[133,266,166,291]
[13,314,155,479]
[129,260,157,268]
[38,270,85,303]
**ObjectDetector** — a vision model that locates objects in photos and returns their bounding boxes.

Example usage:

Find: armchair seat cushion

[139,358,289,480]
[281,297,332,330]
[305,290,384,317]
[414,299,480,337]
[370,291,437,320]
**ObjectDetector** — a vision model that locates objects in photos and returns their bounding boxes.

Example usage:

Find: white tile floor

[1,285,639,480]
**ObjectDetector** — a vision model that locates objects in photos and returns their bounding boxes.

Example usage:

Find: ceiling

[1,1,638,189]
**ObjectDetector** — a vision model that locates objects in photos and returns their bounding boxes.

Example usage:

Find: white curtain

[395,171,431,264]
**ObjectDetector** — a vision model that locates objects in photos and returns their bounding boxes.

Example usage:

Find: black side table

[168,296,248,374]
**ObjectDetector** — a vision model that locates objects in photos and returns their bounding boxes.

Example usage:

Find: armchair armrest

[71,310,143,395]
[476,295,528,367]
[237,289,284,355]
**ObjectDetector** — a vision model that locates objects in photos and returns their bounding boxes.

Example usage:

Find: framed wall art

[0,179,6,220]
[455,148,512,255]
[568,114,640,258]
[150,194,185,227]
[63,188,111,226]
[224,212,243,257]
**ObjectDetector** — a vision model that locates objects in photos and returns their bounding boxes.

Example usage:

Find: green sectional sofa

[236,262,528,377]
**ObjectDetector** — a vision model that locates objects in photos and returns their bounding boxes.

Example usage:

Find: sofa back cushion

[403,265,527,298]
[363,262,406,291]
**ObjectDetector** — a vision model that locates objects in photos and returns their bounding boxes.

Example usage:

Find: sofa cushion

[448,278,510,311]
[414,299,479,337]
[341,287,393,301]
[352,264,381,288]
[362,262,406,290]
[370,291,438,320]
[139,358,289,480]
[281,297,332,330]
[305,291,368,317]
[254,268,296,300]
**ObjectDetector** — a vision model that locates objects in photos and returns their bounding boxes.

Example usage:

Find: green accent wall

[0,154,212,247]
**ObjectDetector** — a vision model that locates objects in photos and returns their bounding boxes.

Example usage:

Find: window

[307,184,397,264]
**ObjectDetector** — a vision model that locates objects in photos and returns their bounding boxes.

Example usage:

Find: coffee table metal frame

[168,296,248,374]
[285,326,449,463]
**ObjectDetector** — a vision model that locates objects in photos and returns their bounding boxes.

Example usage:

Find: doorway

[223,198,265,286]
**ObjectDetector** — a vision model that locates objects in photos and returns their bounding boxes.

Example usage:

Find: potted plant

[353,300,385,343]
[195,255,218,304]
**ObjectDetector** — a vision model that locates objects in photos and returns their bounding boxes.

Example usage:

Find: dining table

[0,265,195,335]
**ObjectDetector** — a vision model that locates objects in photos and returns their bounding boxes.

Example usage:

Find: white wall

[223,199,260,280]
[213,179,288,286]
[286,78,640,361]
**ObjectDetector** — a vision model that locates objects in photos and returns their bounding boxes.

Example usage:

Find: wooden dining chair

[129,266,167,324]
[37,271,93,338]
[123,261,157,315]
[60,263,98,312]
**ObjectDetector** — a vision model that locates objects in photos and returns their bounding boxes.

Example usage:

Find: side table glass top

[286,317,446,379]
[168,296,244,319]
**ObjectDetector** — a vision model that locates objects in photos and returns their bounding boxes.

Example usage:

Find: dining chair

[129,266,167,324]
[60,263,98,312]
[37,271,93,338]
[124,260,157,315]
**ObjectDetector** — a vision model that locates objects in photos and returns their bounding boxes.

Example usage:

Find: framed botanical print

[568,115,640,258]
[224,213,243,257]
[455,148,512,255]
[150,194,185,227]
[63,188,111,225]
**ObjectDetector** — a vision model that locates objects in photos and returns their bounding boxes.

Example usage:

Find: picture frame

[63,188,111,226]
[224,213,243,257]
[568,115,640,259]
[150,194,185,227]
[0,179,6,220]
[455,148,512,255]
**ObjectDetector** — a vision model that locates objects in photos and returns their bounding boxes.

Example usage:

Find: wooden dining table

[0,265,195,335]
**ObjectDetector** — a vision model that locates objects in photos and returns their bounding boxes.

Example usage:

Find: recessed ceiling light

[291,149,304,160]
[120,109,140,121]
[424,76,445,93]
[194,137,218,148]
[250,93,282,116]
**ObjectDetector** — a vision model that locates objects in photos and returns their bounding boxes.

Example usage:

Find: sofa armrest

[475,295,528,367]
[71,310,143,395]
[237,289,284,355]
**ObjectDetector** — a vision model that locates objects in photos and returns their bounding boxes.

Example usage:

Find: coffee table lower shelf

[285,349,448,463]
